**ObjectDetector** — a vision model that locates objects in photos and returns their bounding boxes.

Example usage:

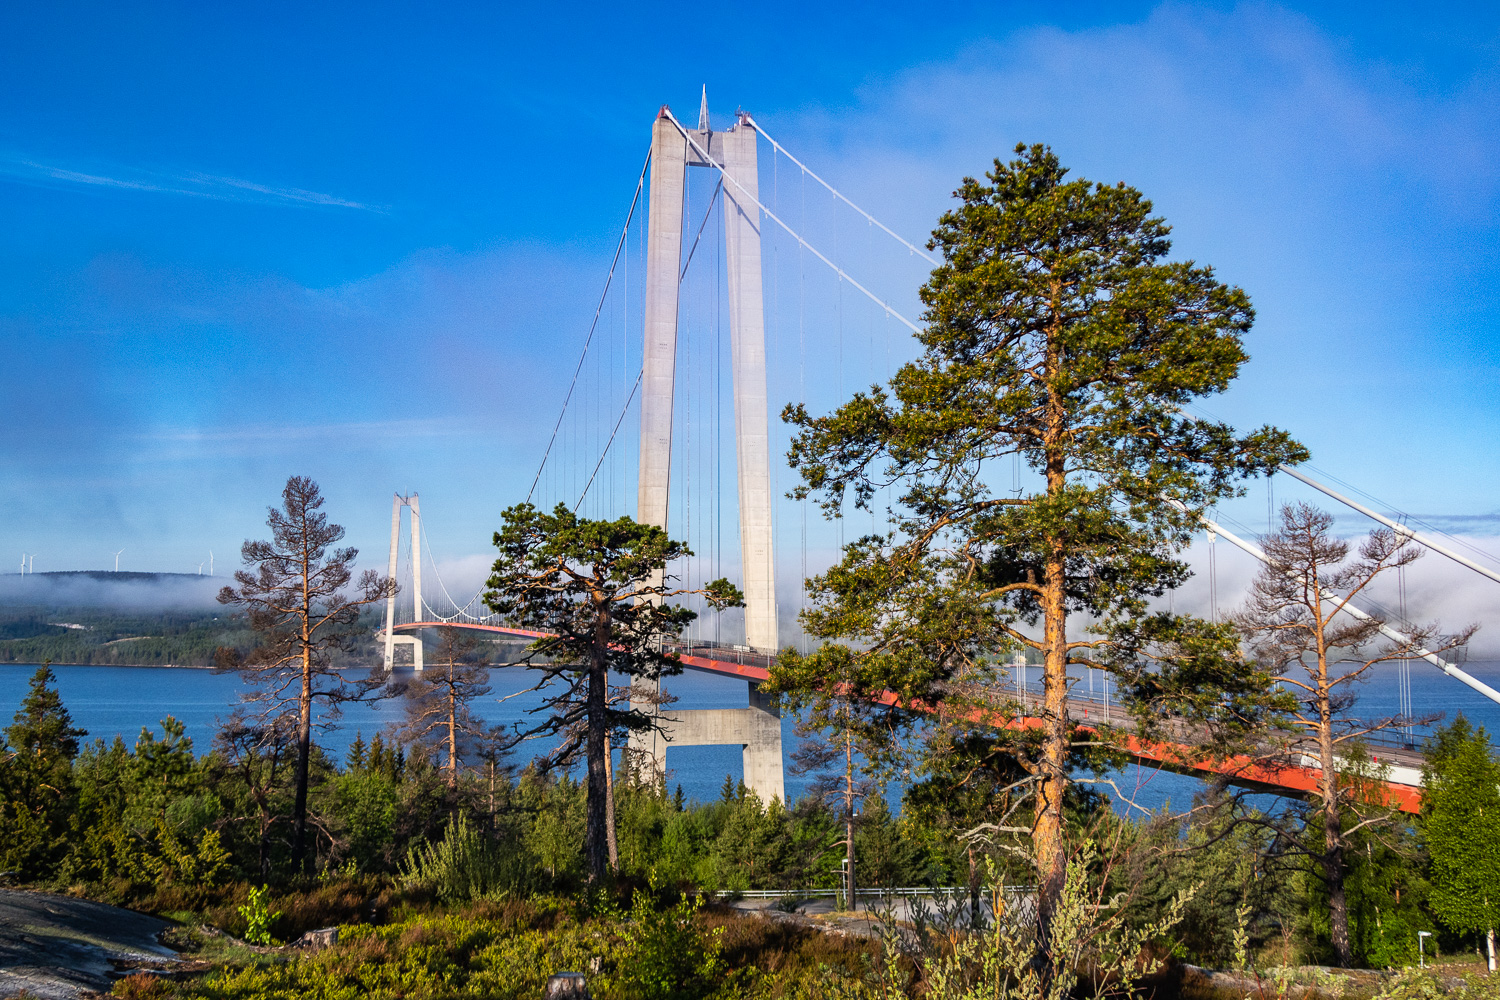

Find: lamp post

[1419,930,1433,968]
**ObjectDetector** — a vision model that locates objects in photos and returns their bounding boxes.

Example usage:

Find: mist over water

[0,571,221,610]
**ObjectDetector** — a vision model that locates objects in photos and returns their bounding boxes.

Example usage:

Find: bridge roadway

[390,621,1426,813]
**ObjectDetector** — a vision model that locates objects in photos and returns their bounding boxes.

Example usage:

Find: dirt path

[0,889,177,999]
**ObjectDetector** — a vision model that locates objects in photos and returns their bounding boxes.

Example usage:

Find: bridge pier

[629,679,784,805]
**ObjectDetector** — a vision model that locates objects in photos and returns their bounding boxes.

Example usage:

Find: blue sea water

[0,662,815,806]
[3,659,1498,813]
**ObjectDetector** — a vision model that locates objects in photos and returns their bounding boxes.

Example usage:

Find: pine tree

[484,502,741,882]
[217,475,395,875]
[0,665,87,878]
[778,144,1304,954]
[1235,502,1472,966]
[346,732,368,772]
[1424,715,1500,971]
[396,626,497,788]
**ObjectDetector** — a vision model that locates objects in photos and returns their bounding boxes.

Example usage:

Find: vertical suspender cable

[527,145,651,505]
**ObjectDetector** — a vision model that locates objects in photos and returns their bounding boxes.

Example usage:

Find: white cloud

[0,155,381,211]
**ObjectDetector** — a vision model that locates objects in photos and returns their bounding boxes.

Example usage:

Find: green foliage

[611,879,728,1000]
[399,813,532,903]
[1371,968,1444,1000]
[237,884,282,945]
[330,772,399,871]
[918,845,1195,1000]
[0,606,257,666]
[1342,819,1434,968]
[0,665,87,878]
[1424,715,1500,940]
[114,904,851,1000]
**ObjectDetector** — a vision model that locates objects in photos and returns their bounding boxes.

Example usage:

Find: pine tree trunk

[290,646,313,876]
[603,733,619,871]
[1035,557,1069,957]
[1319,689,1352,968]
[584,601,611,882]
[447,660,458,787]
[968,843,980,927]
[1034,366,1070,963]
[846,732,856,912]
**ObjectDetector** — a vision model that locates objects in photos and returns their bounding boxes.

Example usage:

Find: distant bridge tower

[632,92,783,803]
[381,492,424,672]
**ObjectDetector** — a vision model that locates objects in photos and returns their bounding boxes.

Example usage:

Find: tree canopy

[484,502,741,881]
[1424,715,1500,956]
[776,143,1306,945]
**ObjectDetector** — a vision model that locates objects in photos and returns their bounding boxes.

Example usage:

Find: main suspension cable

[661,110,922,334]
[746,115,937,265]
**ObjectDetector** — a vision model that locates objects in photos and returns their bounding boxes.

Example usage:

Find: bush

[237,885,282,945]
[399,814,533,904]
[612,881,728,1000]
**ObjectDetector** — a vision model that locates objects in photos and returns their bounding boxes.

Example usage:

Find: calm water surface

[4,659,1499,812]
[0,663,814,806]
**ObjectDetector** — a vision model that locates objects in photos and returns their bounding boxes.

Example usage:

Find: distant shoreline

[0,661,392,671]
[0,661,216,670]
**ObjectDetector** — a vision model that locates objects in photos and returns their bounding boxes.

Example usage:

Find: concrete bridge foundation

[630,679,785,804]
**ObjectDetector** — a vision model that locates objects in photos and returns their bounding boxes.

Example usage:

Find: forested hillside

[0,606,255,665]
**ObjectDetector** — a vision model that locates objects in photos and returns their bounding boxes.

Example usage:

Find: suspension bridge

[375,93,1500,815]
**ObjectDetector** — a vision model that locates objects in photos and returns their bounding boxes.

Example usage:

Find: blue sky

[4,1,1500,647]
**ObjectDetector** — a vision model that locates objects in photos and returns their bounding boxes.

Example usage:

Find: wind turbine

[114,549,124,572]
[19,553,25,575]
[208,550,213,577]
[28,554,36,574]
[198,562,205,575]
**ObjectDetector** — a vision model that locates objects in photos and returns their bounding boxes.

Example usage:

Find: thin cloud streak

[138,418,465,445]
[0,155,382,211]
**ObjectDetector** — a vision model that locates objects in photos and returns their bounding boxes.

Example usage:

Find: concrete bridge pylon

[631,95,784,804]
[380,492,424,672]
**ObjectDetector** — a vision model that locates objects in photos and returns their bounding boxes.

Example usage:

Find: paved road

[0,889,176,999]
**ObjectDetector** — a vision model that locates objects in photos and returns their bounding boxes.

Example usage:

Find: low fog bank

[0,571,222,610]
[1171,533,1500,661]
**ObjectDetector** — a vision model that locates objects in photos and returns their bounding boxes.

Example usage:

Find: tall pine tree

[778,144,1304,953]
[1425,715,1500,971]
[0,665,87,878]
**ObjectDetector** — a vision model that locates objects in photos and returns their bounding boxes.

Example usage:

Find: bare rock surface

[0,888,175,999]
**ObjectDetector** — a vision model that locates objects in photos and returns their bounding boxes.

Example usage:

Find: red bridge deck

[391,621,1424,812]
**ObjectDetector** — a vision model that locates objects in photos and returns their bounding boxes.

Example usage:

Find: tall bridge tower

[632,94,783,802]
[638,95,777,653]
[381,492,424,672]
